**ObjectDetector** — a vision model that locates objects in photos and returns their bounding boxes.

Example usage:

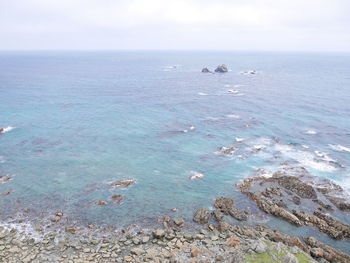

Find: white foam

[248,137,274,147]
[342,175,350,191]
[227,89,239,94]
[206,116,221,121]
[0,222,42,241]
[226,114,240,119]
[198,92,208,96]
[304,129,317,135]
[163,65,180,71]
[189,126,195,131]
[329,144,350,153]
[274,144,337,172]
[188,171,204,180]
[235,137,246,142]
[0,126,15,134]
[254,168,274,178]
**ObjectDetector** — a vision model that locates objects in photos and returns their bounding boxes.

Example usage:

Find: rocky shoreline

[1,166,350,262]
[0,218,328,263]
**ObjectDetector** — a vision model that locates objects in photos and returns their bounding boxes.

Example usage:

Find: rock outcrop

[214,197,247,221]
[193,208,210,224]
[214,64,228,73]
[239,166,350,240]
[110,179,135,188]
[201,67,211,73]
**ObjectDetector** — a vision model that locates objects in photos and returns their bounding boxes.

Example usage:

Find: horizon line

[0,49,349,54]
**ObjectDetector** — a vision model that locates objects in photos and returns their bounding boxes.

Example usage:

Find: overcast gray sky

[0,0,349,51]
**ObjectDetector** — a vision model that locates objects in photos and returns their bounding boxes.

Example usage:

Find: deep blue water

[0,51,350,248]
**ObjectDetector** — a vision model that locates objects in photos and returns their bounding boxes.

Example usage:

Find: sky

[0,0,349,51]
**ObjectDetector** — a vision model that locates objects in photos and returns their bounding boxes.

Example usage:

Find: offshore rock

[214,64,228,73]
[111,194,123,204]
[110,179,135,188]
[201,67,211,73]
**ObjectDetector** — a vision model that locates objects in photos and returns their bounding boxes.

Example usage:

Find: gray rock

[214,64,228,73]
[282,252,299,263]
[142,236,150,243]
[202,67,211,73]
[193,208,210,224]
[131,247,144,256]
[253,240,267,254]
[153,229,165,239]
[174,218,185,226]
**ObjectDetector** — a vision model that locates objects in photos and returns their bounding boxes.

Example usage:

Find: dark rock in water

[0,128,4,133]
[201,67,211,73]
[292,210,350,239]
[275,176,317,199]
[193,208,210,224]
[292,196,301,205]
[214,197,234,212]
[214,197,247,221]
[239,167,350,239]
[111,194,123,204]
[217,146,237,156]
[97,200,108,206]
[212,209,224,222]
[304,236,350,263]
[110,179,135,188]
[325,196,350,212]
[312,199,333,211]
[214,64,228,73]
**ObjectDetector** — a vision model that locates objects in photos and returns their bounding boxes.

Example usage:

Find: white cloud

[0,0,349,51]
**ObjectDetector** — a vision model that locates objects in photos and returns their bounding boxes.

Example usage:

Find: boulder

[65,227,77,234]
[214,64,228,73]
[193,208,210,224]
[50,216,61,223]
[153,229,165,239]
[201,67,211,73]
[173,218,185,227]
[214,197,247,221]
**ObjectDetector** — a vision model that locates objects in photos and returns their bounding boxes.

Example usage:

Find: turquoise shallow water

[0,51,350,249]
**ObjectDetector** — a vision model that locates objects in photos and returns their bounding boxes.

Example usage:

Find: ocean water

[0,51,350,247]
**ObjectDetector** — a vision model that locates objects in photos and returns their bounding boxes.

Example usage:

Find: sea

[0,51,349,251]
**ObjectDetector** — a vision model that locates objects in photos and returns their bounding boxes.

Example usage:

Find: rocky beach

[1,165,349,263]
